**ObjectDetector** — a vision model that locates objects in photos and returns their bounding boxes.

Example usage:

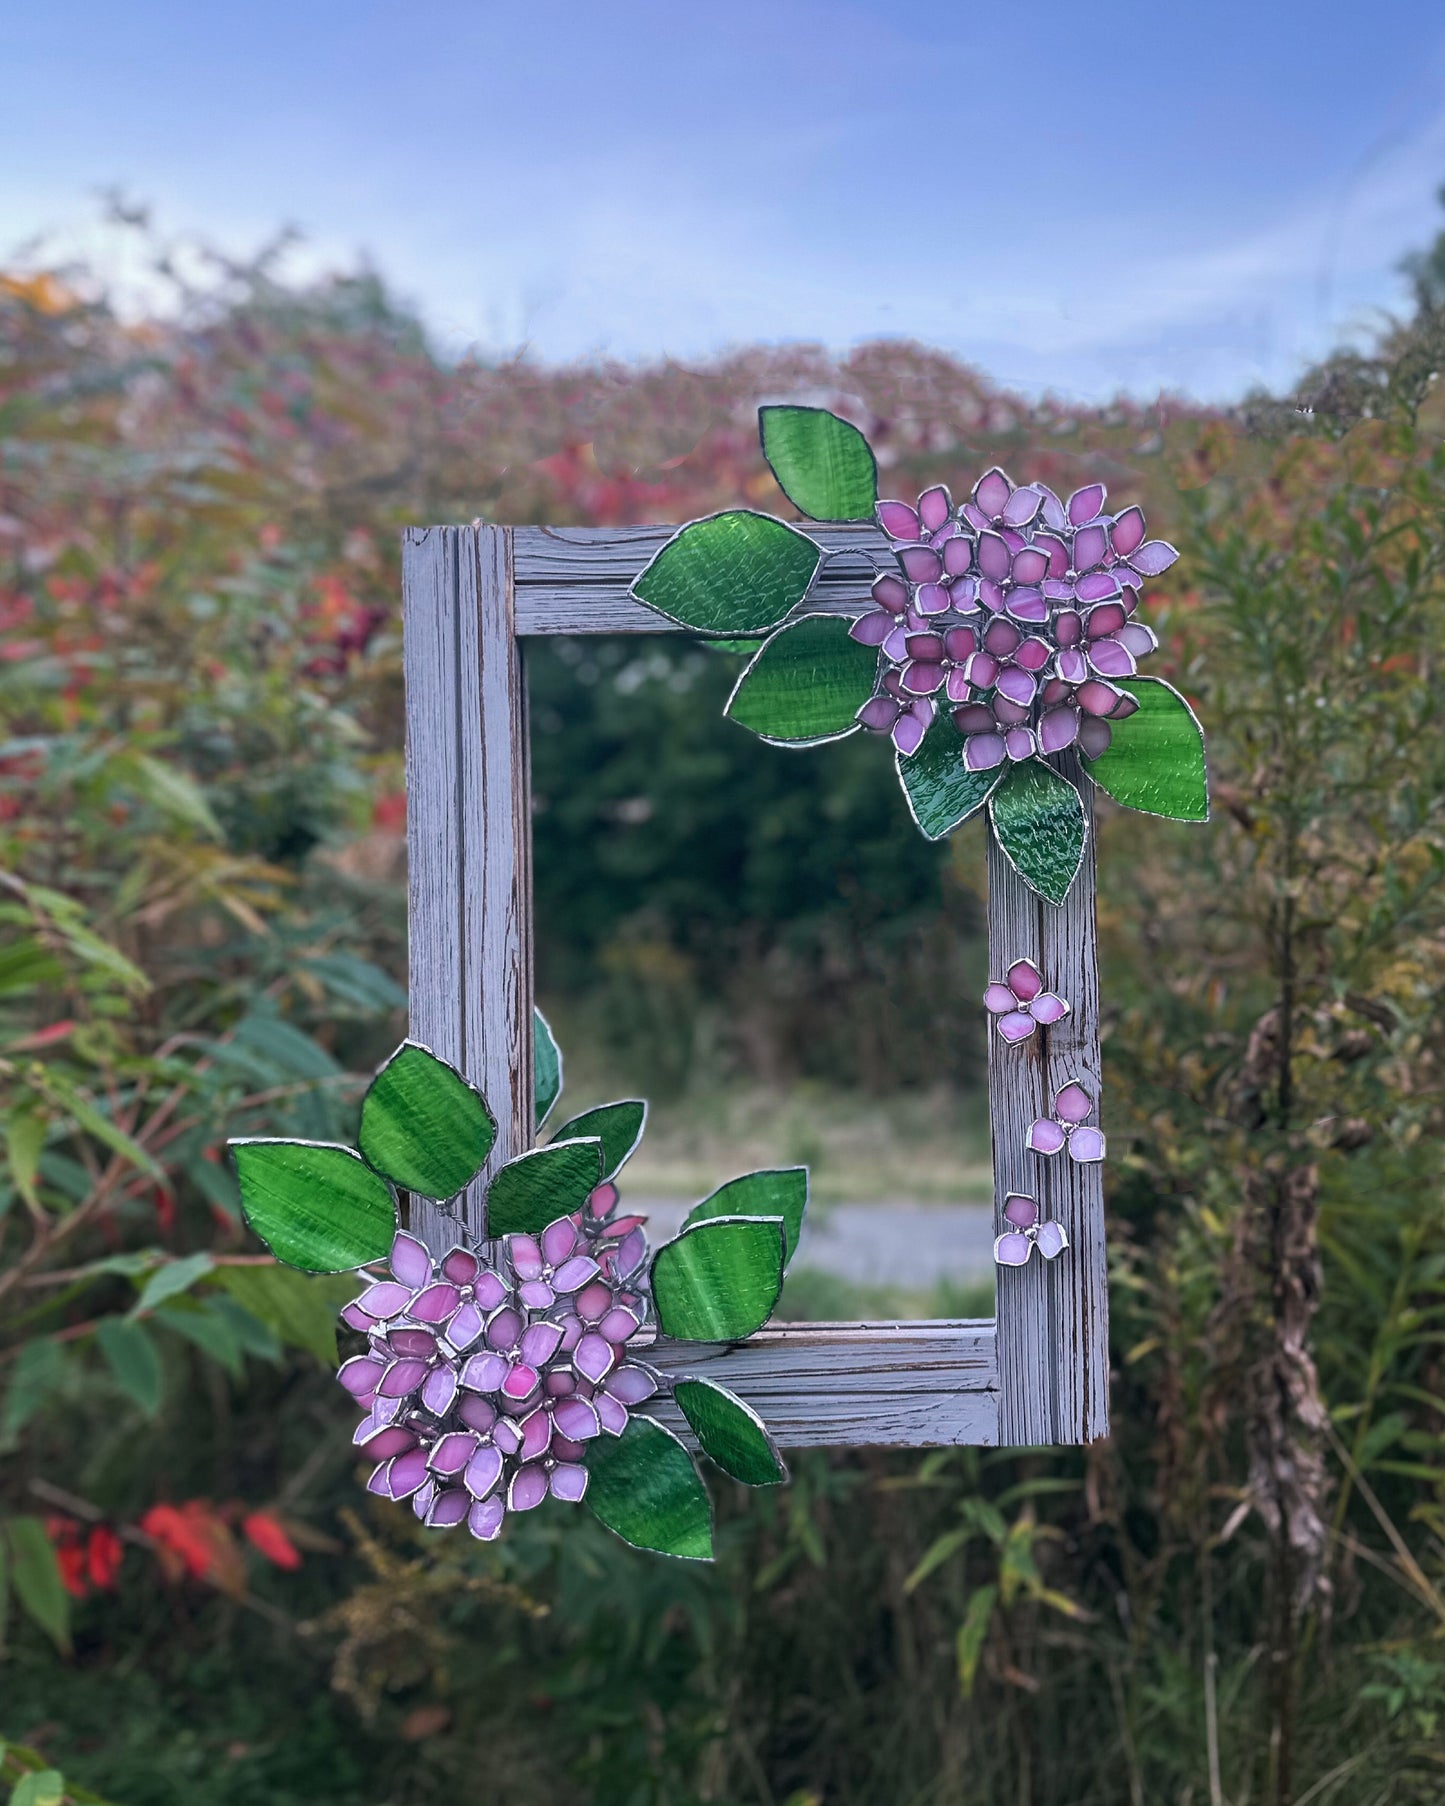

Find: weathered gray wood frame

[402,521,1109,1449]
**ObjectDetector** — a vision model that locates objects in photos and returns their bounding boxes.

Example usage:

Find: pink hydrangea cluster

[336,1181,659,1540]
[851,469,1178,766]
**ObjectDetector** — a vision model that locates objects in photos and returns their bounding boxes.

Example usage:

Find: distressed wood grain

[645,1320,998,1448]
[402,525,532,1247]
[988,752,1109,1445]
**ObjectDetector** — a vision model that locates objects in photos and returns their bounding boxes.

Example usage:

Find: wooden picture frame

[401,522,1109,1451]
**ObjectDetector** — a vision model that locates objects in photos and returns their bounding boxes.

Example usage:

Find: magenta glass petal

[1078,717,1112,758]
[1029,992,1069,1026]
[502,1362,540,1403]
[340,1302,372,1333]
[898,545,943,584]
[1005,726,1036,762]
[421,1363,460,1418]
[983,981,1016,1015]
[485,1306,523,1352]
[377,1358,428,1399]
[1129,540,1178,576]
[594,1390,629,1435]
[457,1393,497,1433]
[441,1247,480,1286]
[1006,958,1042,1002]
[549,1463,589,1504]
[387,1326,437,1359]
[942,536,973,577]
[962,650,1001,690]
[604,1363,659,1405]
[1028,1117,1068,1155]
[1015,636,1052,673]
[338,1355,385,1397]
[918,485,952,532]
[974,469,1012,519]
[519,1320,564,1367]
[461,1350,509,1392]
[426,1487,471,1530]
[599,1305,641,1344]
[506,1235,543,1281]
[508,1464,549,1512]
[357,1424,418,1460]
[997,1011,1036,1044]
[982,617,1021,657]
[1076,679,1122,718]
[518,1406,553,1462]
[447,1301,484,1351]
[892,712,926,756]
[1110,505,1146,557]
[849,610,893,647]
[994,1231,1032,1267]
[1035,1221,1069,1260]
[388,1445,431,1499]
[1085,601,1127,639]
[877,500,921,540]
[1004,1194,1040,1229]
[1067,1126,1107,1163]
[1054,609,1083,649]
[575,1279,613,1323]
[1067,484,1105,526]
[1088,639,1135,679]
[468,1495,506,1541]
[409,1281,461,1324]
[1054,1081,1092,1124]
[1039,706,1081,755]
[872,573,909,613]
[389,1232,432,1290]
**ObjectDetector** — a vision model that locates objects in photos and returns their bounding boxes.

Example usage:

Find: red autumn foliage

[241,1509,303,1571]
[46,1517,126,1597]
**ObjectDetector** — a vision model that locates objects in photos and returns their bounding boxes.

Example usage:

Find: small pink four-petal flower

[984,959,1070,1044]
[1026,1081,1106,1163]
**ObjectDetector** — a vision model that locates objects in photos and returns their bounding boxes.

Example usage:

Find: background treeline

[2,217,1445,1804]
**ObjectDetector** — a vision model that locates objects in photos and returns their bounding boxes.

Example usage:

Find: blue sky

[4,0,1445,401]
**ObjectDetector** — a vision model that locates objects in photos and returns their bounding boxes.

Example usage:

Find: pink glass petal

[1035,1221,1069,1260]
[589,1179,621,1218]
[901,661,945,696]
[340,1302,372,1333]
[872,573,909,613]
[1004,1193,1040,1229]
[387,1327,437,1359]
[411,1479,437,1521]
[983,981,1016,1015]
[1088,639,1135,679]
[942,536,973,577]
[508,1464,549,1512]
[1039,705,1081,754]
[357,1280,410,1320]
[468,1495,506,1541]
[366,1459,395,1498]
[1056,648,1089,686]
[492,1416,524,1457]
[409,1281,461,1324]
[1002,486,1042,527]
[892,711,926,757]
[1075,570,1120,603]
[858,694,901,733]
[552,1254,601,1294]
[1110,506,1145,557]
[876,500,922,540]
[1076,679,1123,718]
[389,1232,432,1289]
[518,1406,553,1462]
[506,1235,544,1282]
[1028,1117,1068,1155]
[502,1362,540,1402]
[604,1363,659,1405]
[474,1269,509,1311]
[1119,622,1158,658]
[594,1391,629,1436]
[994,1231,1033,1267]
[441,1246,480,1285]
[992,695,1029,727]
[518,1279,556,1311]
[1085,601,1127,639]
[429,1431,479,1476]
[426,1486,471,1529]
[995,666,1036,707]
[486,1306,523,1352]
[849,610,894,646]
[599,1306,641,1344]
[976,530,1011,582]
[963,732,1007,772]
[553,1434,586,1462]
[458,1393,497,1433]
[974,469,1012,520]
[357,1423,418,1460]
[1078,717,1112,759]
[982,617,1021,657]
[1129,540,1178,576]
[953,703,995,736]
[917,486,952,532]
[898,545,943,584]
[338,1355,385,1397]
[538,1217,576,1267]
[1015,636,1052,673]
[447,1301,485,1351]
[1072,523,1108,571]
[553,1395,602,1441]
[1054,1081,1092,1124]
[1067,1126,1107,1163]
[997,1011,1037,1044]
[575,1279,613,1324]
[1006,958,1042,1002]
[1005,726,1036,762]
[914,582,951,616]
[1029,992,1069,1026]
[1067,484,1105,526]
[549,1462,589,1504]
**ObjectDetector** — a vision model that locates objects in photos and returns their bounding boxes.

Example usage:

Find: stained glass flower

[1026,1081,1106,1163]
[993,1193,1069,1267]
[860,472,1176,767]
[984,959,1070,1044]
[342,1225,659,1541]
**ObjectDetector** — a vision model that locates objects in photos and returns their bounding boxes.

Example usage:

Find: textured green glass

[759,405,878,522]
[683,1167,808,1268]
[725,615,877,744]
[1084,677,1209,821]
[651,1216,784,1341]
[674,1377,787,1486]
[633,511,821,635]
[989,758,1086,907]
[231,1140,396,1272]
[95,1317,163,1417]
[534,1007,563,1128]
[485,1137,604,1237]
[550,1099,646,1180]
[358,1041,496,1200]
[585,1415,713,1559]
[897,715,1002,839]
[703,637,766,655]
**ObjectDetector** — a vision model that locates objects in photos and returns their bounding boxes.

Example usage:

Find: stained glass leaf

[759,405,878,522]
[1083,677,1209,821]
[897,714,1003,840]
[651,1216,784,1341]
[358,1041,496,1199]
[674,1377,787,1486]
[534,1007,564,1129]
[683,1167,808,1268]
[550,1099,646,1180]
[703,637,766,655]
[725,615,877,744]
[585,1415,713,1559]
[633,510,821,636]
[989,758,1086,906]
[485,1137,604,1238]
[230,1140,396,1272]
[95,1316,163,1417]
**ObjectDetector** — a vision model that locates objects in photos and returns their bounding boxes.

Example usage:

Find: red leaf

[242,1510,302,1571]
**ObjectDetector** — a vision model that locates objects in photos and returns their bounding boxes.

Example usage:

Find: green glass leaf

[230,1140,396,1273]
[550,1100,647,1180]
[674,1377,787,1486]
[989,758,1087,907]
[358,1040,496,1199]
[702,637,766,655]
[95,1316,163,1417]
[4,1516,70,1654]
[633,511,821,636]
[683,1167,808,1268]
[585,1415,713,1559]
[897,714,1002,840]
[725,614,877,745]
[758,405,878,522]
[1083,677,1209,821]
[485,1137,604,1238]
[534,1007,563,1129]
[651,1216,784,1341]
